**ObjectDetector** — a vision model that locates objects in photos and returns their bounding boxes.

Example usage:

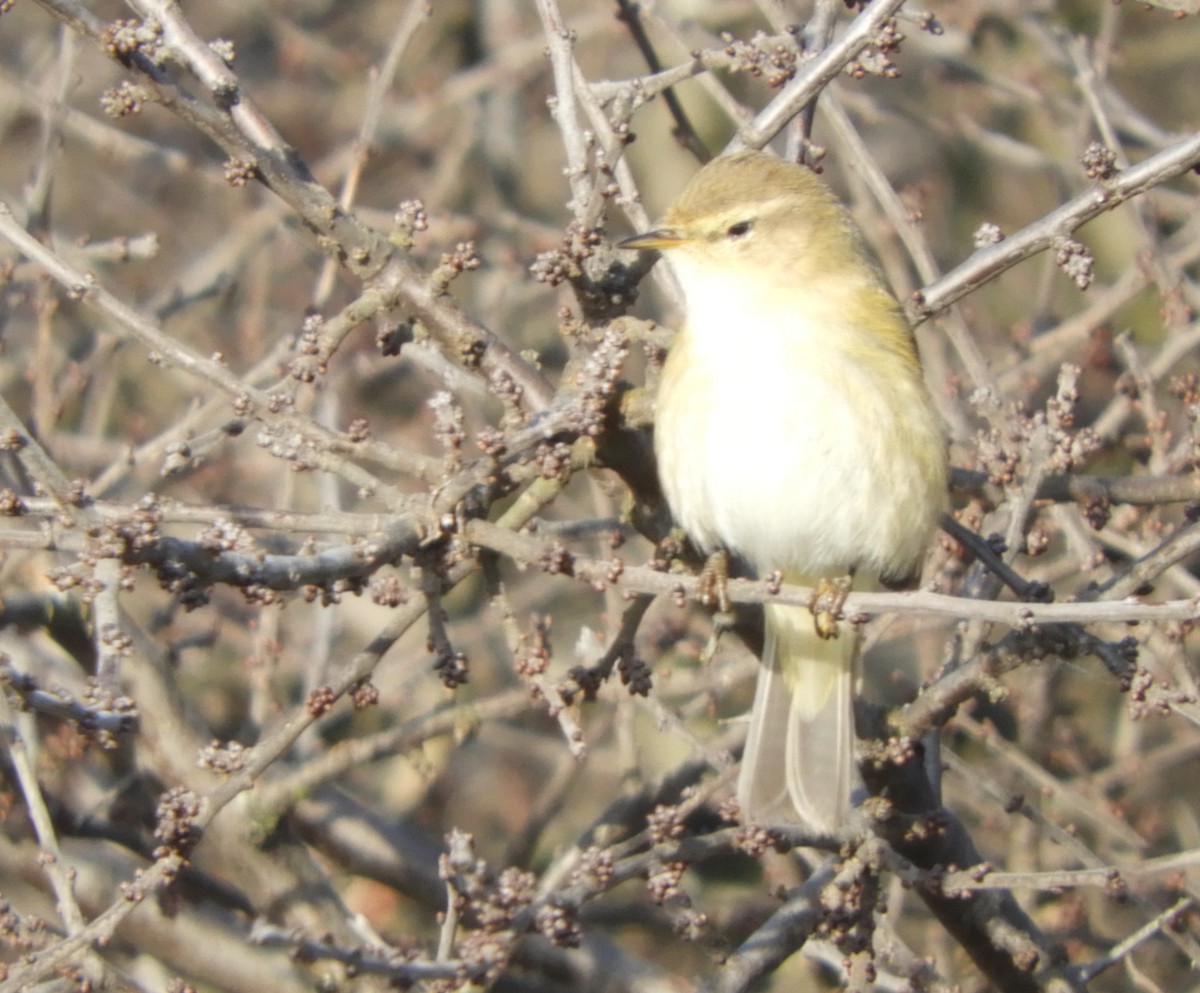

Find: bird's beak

[618,228,688,251]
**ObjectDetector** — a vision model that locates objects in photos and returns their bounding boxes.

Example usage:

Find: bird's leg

[810,574,853,640]
[696,549,731,615]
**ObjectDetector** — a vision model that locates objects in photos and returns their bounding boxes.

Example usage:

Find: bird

[622,150,947,831]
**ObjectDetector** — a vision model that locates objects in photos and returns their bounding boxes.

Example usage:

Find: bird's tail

[737,599,859,831]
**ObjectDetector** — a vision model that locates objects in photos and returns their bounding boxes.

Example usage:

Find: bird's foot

[810,575,852,640]
[697,550,731,614]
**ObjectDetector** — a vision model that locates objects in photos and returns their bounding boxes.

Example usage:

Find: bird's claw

[810,575,852,640]
[697,550,731,615]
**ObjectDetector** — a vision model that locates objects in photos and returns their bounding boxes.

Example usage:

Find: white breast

[654,258,944,581]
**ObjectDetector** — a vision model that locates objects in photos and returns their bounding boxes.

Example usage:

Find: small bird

[623,150,947,831]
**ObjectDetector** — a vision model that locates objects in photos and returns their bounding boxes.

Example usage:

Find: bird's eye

[725,220,753,239]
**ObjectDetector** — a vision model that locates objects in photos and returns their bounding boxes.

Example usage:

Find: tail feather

[737,601,858,831]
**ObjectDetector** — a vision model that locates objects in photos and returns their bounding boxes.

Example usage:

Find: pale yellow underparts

[642,151,948,831]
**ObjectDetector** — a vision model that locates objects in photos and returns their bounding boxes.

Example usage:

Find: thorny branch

[0,3,1198,993]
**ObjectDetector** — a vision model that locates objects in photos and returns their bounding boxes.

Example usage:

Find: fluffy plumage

[628,151,947,830]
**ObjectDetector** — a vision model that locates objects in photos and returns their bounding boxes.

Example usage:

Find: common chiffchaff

[623,151,947,830]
